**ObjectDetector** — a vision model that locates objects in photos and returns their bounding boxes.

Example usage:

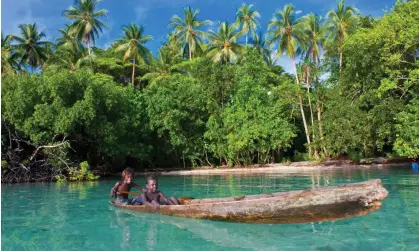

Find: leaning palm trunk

[338,40,343,73]
[292,58,311,155]
[189,46,192,60]
[85,35,92,55]
[131,57,136,87]
[306,69,318,158]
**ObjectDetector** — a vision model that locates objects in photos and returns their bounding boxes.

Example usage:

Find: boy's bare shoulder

[114,181,123,186]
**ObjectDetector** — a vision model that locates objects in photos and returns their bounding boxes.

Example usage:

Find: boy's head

[122,168,134,184]
[146,175,158,192]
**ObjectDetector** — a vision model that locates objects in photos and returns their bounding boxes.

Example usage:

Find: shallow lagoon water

[2,165,419,250]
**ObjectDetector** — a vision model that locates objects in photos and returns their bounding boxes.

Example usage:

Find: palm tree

[267,4,312,155]
[11,23,52,72]
[206,21,243,64]
[298,58,319,157]
[301,14,327,64]
[168,7,210,60]
[114,24,152,87]
[45,44,93,72]
[63,0,108,55]
[141,45,182,85]
[161,32,183,59]
[56,24,83,52]
[326,0,359,72]
[250,31,271,63]
[1,33,22,75]
[235,4,260,45]
[300,14,328,157]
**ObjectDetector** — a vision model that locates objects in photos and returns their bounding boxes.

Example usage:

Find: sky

[1,0,396,72]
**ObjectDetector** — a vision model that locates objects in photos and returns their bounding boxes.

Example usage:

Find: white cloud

[295,10,302,14]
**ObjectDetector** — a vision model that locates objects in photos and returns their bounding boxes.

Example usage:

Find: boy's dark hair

[122,168,134,179]
[146,174,157,184]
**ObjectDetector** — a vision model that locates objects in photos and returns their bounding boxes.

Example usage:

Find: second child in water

[110,168,145,205]
[141,175,180,209]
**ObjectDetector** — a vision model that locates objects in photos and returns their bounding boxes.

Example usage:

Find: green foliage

[293,151,313,162]
[69,161,99,181]
[341,0,419,100]
[1,70,150,160]
[321,91,367,157]
[322,0,419,158]
[55,175,68,183]
[145,74,208,164]
[2,0,418,183]
[394,98,419,158]
[205,50,296,164]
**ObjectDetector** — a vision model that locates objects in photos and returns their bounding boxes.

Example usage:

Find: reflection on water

[2,165,419,250]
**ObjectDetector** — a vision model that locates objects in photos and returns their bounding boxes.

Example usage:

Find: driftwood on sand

[110,179,388,224]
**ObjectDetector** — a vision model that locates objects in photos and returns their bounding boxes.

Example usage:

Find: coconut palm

[63,0,108,55]
[235,4,260,45]
[141,45,182,85]
[168,7,210,60]
[267,4,312,155]
[300,14,328,157]
[1,33,22,75]
[11,23,52,72]
[206,21,243,64]
[56,24,83,52]
[326,0,359,72]
[161,32,183,59]
[300,14,327,64]
[114,24,152,87]
[45,44,93,72]
[250,31,271,63]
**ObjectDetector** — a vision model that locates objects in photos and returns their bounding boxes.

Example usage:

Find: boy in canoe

[140,175,180,209]
[110,168,145,205]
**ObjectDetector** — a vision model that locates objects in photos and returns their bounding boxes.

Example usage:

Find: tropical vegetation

[1,0,418,183]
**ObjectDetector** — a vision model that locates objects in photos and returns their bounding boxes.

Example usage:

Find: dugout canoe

[110,179,388,224]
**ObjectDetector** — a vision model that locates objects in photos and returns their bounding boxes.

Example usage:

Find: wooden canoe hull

[110,179,388,224]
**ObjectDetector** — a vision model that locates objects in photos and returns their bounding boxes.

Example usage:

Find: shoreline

[133,158,412,176]
[2,158,412,184]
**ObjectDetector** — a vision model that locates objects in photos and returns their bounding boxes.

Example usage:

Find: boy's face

[146,179,158,192]
[124,174,133,184]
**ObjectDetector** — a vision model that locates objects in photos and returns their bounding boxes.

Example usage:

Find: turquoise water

[2,165,419,250]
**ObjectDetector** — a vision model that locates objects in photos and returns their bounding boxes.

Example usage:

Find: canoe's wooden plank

[110,179,388,224]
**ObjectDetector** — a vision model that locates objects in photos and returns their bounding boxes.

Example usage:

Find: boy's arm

[132,182,146,192]
[159,192,175,205]
[110,181,122,198]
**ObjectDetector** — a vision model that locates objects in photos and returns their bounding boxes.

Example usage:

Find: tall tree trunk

[131,57,136,87]
[339,51,343,73]
[317,102,328,156]
[292,58,311,156]
[86,36,91,55]
[306,68,318,158]
[189,45,192,60]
